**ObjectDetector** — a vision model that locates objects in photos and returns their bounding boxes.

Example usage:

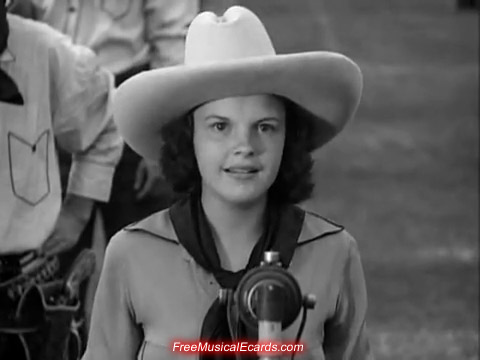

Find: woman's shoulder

[121,208,179,243]
[297,208,359,253]
[290,209,364,278]
[98,209,189,296]
[105,208,181,261]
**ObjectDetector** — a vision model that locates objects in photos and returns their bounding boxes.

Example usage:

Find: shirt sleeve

[323,234,375,360]
[48,31,123,202]
[82,233,141,360]
[144,0,199,68]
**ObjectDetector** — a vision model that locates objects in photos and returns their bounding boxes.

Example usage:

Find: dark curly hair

[159,98,316,204]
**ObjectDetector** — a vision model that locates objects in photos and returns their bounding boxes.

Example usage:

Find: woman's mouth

[225,168,258,174]
[224,166,260,178]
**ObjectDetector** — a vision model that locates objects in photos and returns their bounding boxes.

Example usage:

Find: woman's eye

[212,122,227,131]
[258,123,275,132]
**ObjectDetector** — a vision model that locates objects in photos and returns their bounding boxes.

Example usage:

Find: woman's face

[193,95,286,206]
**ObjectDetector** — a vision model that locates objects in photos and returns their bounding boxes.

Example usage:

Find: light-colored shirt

[35,0,199,73]
[83,208,373,360]
[0,14,123,254]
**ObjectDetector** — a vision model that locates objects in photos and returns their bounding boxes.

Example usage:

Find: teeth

[227,169,255,173]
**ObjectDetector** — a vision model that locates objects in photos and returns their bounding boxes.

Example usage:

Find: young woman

[82,6,372,360]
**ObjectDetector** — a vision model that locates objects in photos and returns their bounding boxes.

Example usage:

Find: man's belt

[114,62,150,87]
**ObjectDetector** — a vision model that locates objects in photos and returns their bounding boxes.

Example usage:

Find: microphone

[256,280,284,359]
[235,251,304,359]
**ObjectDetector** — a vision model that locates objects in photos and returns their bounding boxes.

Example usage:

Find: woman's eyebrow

[257,116,281,122]
[204,115,230,122]
[203,115,282,122]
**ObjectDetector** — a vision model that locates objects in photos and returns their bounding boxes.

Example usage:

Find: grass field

[201,0,479,358]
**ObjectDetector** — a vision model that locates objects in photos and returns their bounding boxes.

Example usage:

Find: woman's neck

[201,192,267,271]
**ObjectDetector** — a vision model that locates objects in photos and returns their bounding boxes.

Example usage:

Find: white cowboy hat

[113,6,363,161]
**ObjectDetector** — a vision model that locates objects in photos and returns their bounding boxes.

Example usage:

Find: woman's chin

[218,189,267,207]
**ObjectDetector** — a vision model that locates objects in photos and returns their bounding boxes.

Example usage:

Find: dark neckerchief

[170,194,305,359]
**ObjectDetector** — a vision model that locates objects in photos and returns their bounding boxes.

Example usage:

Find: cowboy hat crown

[113,6,363,161]
[185,6,275,65]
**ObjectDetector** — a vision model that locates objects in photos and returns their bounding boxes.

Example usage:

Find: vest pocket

[8,130,51,206]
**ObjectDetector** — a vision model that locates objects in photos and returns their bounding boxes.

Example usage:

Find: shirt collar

[124,206,344,245]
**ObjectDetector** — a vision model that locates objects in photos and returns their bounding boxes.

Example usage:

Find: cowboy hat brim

[113,51,363,161]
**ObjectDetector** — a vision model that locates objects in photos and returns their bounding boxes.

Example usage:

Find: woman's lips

[225,168,258,173]
[224,166,260,178]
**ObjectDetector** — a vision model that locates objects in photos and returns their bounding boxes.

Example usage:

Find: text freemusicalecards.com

[171,340,305,355]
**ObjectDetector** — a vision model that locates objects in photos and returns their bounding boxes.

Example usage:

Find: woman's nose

[232,128,258,156]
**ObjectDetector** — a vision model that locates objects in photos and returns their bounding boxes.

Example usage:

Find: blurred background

[202,0,479,359]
